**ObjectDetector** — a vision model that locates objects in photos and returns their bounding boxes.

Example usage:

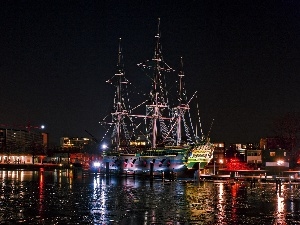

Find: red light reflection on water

[230,182,239,222]
[38,168,44,217]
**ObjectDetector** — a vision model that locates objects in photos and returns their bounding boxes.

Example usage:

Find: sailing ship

[97,19,214,177]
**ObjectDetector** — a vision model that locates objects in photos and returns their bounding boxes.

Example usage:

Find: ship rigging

[98,18,214,175]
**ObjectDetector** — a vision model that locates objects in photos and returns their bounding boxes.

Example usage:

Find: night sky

[0,1,299,146]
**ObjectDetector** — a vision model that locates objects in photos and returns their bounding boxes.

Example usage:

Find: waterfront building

[242,143,262,169]
[223,142,260,170]
[261,146,290,174]
[227,143,260,162]
[213,142,226,164]
[260,137,293,171]
[227,143,247,162]
[247,149,262,169]
[60,137,99,154]
[0,128,47,164]
[246,149,262,164]
[56,137,100,168]
[0,128,46,152]
[260,137,284,150]
[262,148,288,163]
[60,137,91,150]
[203,142,225,174]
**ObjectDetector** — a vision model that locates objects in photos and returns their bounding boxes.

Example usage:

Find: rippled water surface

[1,169,300,224]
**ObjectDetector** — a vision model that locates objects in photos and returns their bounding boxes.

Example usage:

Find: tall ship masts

[104,38,130,151]
[97,19,215,176]
[175,57,190,146]
[137,18,174,149]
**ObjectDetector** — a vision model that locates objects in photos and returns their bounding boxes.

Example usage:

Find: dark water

[1,169,300,224]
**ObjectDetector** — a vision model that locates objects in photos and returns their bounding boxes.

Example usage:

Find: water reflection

[1,170,300,224]
[38,168,44,217]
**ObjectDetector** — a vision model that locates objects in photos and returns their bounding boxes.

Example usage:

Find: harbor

[0,15,298,188]
[1,1,299,224]
[1,168,300,224]
[3,162,300,188]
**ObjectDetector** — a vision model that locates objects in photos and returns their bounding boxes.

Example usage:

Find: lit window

[270,152,275,156]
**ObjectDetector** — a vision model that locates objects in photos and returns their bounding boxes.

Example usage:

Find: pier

[0,162,77,170]
[199,169,300,183]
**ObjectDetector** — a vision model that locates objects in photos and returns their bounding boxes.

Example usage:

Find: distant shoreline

[0,163,78,171]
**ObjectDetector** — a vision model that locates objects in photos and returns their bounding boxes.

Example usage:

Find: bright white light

[277,160,284,166]
[41,125,45,129]
[176,164,185,169]
[102,144,108,149]
[93,162,101,167]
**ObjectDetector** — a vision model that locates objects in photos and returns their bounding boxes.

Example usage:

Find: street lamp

[277,160,284,176]
[213,160,216,175]
[219,159,224,170]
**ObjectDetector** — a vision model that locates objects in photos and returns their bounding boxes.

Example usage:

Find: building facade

[0,128,47,164]
[60,137,93,151]
[0,128,46,153]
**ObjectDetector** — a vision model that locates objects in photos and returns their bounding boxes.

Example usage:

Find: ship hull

[95,145,213,178]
